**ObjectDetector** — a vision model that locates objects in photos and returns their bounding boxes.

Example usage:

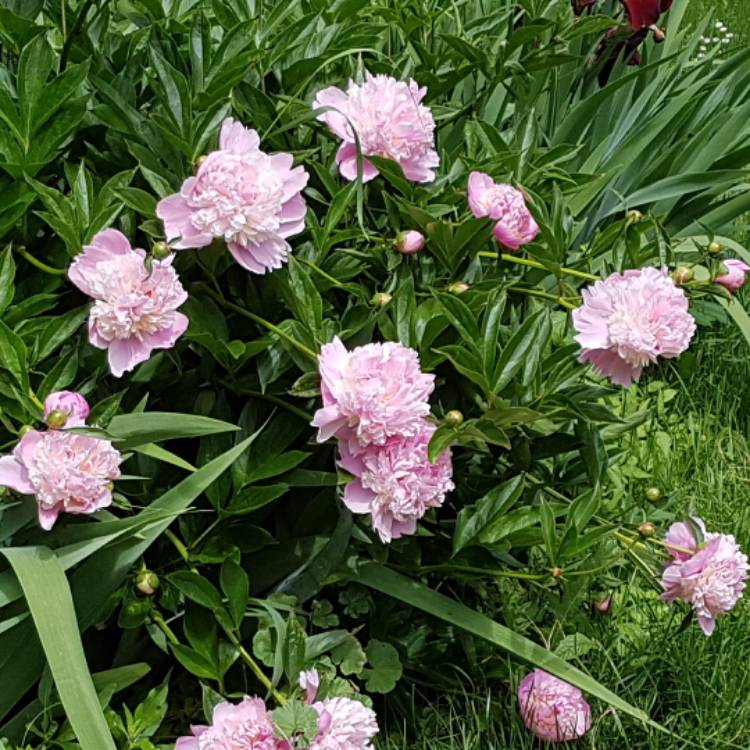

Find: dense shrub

[1,1,750,748]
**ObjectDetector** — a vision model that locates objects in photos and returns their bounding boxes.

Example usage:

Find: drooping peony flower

[0,429,122,530]
[68,229,188,378]
[43,390,90,429]
[175,696,289,750]
[572,267,696,387]
[310,697,379,750]
[299,668,320,705]
[715,258,750,294]
[311,337,435,451]
[395,230,424,255]
[337,421,454,544]
[313,73,439,183]
[660,518,749,635]
[467,172,539,250]
[156,118,309,274]
[517,670,592,743]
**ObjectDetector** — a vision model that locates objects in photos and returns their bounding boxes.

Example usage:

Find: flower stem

[15,246,67,276]
[479,251,599,281]
[416,563,546,581]
[508,285,580,310]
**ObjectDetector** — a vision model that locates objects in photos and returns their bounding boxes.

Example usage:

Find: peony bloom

[310,697,379,750]
[156,118,309,274]
[715,258,750,294]
[337,421,454,544]
[299,668,320,705]
[311,337,435,451]
[0,430,121,530]
[313,73,439,183]
[572,267,696,387]
[517,670,592,743]
[175,696,288,750]
[660,518,749,635]
[43,390,90,429]
[467,172,539,250]
[395,230,424,255]
[68,229,188,378]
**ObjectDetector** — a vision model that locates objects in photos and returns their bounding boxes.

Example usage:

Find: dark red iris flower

[621,0,673,30]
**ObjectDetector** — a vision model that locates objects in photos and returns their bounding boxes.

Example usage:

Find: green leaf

[0,248,16,314]
[363,640,402,693]
[220,559,249,627]
[272,700,319,746]
[435,292,481,352]
[0,319,28,390]
[354,563,658,728]
[170,643,217,680]
[107,412,238,449]
[225,484,288,515]
[0,547,116,750]
[493,309,547,393]
[168,571,224,611]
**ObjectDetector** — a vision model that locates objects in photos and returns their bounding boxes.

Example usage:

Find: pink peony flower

[337,421,454,544]
[467,172,539,250]
[0,429,121,530]
[311,337,435,451]
[313,72,439,183]
[517,670,592,743]
[156,118,308,274]
[68,229,188,378]
[660,518,749,635]
[43,390,90,428]
[715,258,750,293]
[395,230,424,255]
[299,668,320,705]
[310,697,379,750]
[572,267,696,387]
[175,696,289,750]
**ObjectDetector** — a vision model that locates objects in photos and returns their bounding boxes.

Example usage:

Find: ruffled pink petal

[156,193,213,249]
[38,505,60,531]
[698,615,716,636]
[313,86,352,139]
[219,117,260,155]
[579,348,641,387]
[312,406,347,443]
[227,238,288,274]
[467,171,495,218]
[0,455,33,494]
[336,143,379,182]
[107,338,153,378]
[343,479,376,514]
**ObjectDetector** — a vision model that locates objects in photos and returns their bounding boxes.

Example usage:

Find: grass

[378,319,750,749]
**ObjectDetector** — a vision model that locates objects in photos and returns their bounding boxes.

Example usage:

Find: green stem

[153,612,180,646]
[508,286,579,310]
[298,258,347,289]
[222,384,313,422]
[204,287,318,362]
[417,563,546,581]
[479,251,599,281]
[231,639,286,704]
[15,246,67,276]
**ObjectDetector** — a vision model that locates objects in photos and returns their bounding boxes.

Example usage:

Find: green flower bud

[371,292,392,307]
[445,410,464,427]
[626,209,643,224]
[195,154,208,167]
[18,425,34,437]
[448,281,469,295]
[136,569,159,596]
[551,566,563,579]
[644,486,662,503]
[671,267,693,285]
[46,409,68,429]
[151,241,172,260]
[708,241,721,256]
[638,522,656,537]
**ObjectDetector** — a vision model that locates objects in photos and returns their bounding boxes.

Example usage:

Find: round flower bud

[136,569,159,596]
[708,241,721,255]
[644,486,662,503]
[626,209,643,224]
[595,595,612,615]
[395,230,425,255]
[445,410,464,427]
[151,241,172,260]
[371,292,392,307]
[45,409,68,429]
[448,281,469,295]
[18,424,34,438]
[195,154,208,167]
[671,266,693,285]
[551,566,563,578]
[639,521,656,537]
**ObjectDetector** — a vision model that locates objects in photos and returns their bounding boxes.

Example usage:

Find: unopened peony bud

[395,230,425,255]
[136,569,159,596]
[708,241,721,255]
[45,409,68,429]
[445,410,464,426]
[448,281,469,295]
[595,595,612,615]
[644,486,662,503]
[626,209,643,224]
[371,292,392,307]
[671,267,693,285]
[551,567,563,578]
[18,424,34,437]
[151,241,172,260]
[195,154,208,167]
[639,522,656,537]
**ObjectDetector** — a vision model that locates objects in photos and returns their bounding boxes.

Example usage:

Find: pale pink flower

[395,230,424,255]
[337,421,454,544]
[715,258,750,293]
[661,518,749,635]
[517,670,592,743]
[156,118,308,274]
[175,696,289,750]
[311,337,435,451]
[0,430,121,530]
[43,390,90,428]
[572,267,696,387]
[68,229,188,378]
[313,72,439,183]
[310,697,379,750]
[467,172,539,250]
[299,668,320,705]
